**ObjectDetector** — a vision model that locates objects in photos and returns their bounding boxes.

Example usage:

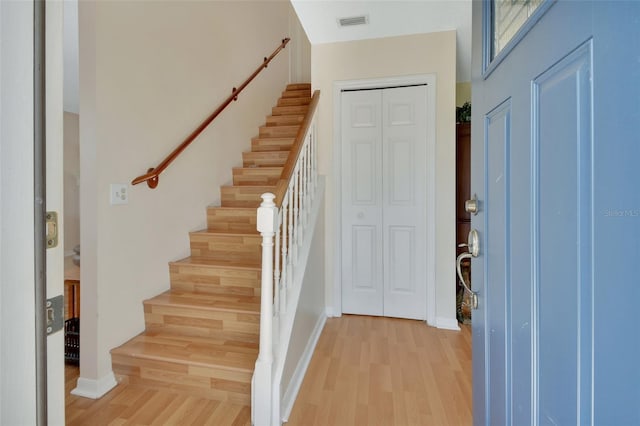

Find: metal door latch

[46,295,64,335]
[46,211,58,249]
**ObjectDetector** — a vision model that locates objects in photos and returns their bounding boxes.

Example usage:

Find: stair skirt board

[281,313,327,422]
[265,177,326,423]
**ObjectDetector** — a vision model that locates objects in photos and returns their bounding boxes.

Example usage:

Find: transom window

[492,0,544,59]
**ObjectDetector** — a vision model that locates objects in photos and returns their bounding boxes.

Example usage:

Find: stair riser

[233,167,281,186]
[259,125,299,138]
[170,263,260,296]
[221,186,274,208]
[277,97,311,107]
[251,138,294,152]
[190,234,261,263]
[144,305,259,340]
[206,208,257,233]
[242,151,289,168]
[266,115,305,126]
[272,105,309,116]
[286,83,311,91]
[112,356,253,405]
[281,89,310,99]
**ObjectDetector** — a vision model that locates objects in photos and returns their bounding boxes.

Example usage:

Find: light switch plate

[110,183,129,205]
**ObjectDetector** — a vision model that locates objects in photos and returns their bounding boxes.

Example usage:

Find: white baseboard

[435,316,461,331]
[281,312,327,422]
[325,306,341,318]
[70,372,117,399]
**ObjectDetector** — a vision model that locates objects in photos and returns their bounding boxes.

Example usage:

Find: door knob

[465,194,479,215]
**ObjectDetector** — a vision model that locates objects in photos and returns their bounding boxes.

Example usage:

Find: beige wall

[456,81,472,107]
[64,112,80,254]
[78,0,293,386]
[288,3,311,83]
[312,31,458,326]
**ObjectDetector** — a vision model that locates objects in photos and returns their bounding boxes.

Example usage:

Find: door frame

[331,74,437,325]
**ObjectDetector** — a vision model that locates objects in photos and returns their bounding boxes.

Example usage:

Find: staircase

[111,83,312,407]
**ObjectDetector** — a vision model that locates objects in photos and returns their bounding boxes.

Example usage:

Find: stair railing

[254,90,320,426]
[131,38,290,189]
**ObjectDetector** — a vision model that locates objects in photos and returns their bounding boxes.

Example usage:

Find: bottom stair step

[111,332,258,405]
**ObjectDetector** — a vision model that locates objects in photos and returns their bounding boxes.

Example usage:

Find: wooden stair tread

[232,166,282,172]
[286,83,311,91]
[251,136,295,143]
[146,291,260,314]
[281,89,310,98]
[220,184,276,190]
[112,332,258,372]
[272,105,309,116]
[266,114,305,126]
[191,229,259,237]
[207,207,256,213]
[171,256,260,271]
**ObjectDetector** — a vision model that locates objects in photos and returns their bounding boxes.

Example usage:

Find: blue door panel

[533,41,593,426]
[592,3,640,424]
[485,102,511,425]
[472,1,640,425]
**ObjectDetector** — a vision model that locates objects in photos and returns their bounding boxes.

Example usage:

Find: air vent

[338,15,369,27]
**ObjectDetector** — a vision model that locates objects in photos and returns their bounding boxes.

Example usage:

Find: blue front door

[471,1,640,424]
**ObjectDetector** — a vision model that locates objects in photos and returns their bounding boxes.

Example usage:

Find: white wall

[77,0,293,392]
[64,112,80,254]
[0,1,37,422]
[312,31,458,326]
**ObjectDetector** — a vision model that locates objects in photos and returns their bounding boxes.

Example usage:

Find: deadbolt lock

[465,194,479,215]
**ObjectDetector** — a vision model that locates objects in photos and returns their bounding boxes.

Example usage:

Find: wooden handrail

[132,38,291,188]
[274,90,320,206]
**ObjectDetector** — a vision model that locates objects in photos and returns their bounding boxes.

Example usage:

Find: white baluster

[273,209,281,316]
[280,196,288,315]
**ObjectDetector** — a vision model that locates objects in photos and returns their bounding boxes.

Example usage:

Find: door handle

[456,252,478,310]
[456,228,480,310]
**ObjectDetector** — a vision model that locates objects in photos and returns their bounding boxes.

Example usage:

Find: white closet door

[381,85,427,320]
[341,89,384,316]
[341,85,428,320]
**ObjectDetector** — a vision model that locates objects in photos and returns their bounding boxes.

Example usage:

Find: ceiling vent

[338,15,369,28]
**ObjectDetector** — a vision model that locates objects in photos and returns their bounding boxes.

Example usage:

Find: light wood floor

[66,315,471,425]
[286,315,472,426]
[65,365,251,425]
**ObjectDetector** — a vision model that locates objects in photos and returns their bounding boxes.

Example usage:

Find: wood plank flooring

[65,365,251,425]
[66,315,471,425]
[286,315,472,426]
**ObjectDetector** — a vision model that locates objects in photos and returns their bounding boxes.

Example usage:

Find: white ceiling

[63,0,472,113]
[290,0,472,82]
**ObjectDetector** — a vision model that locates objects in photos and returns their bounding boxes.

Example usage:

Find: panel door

[381,86,427,320]
[341,85,428,320]
[471,1,640,425]
[341,89,384,316]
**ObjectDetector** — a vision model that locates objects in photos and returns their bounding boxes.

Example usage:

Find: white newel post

[254,193,277,426]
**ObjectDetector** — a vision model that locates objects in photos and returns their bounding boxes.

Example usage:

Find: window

[484,0,553,76]
[493,0,544,59]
